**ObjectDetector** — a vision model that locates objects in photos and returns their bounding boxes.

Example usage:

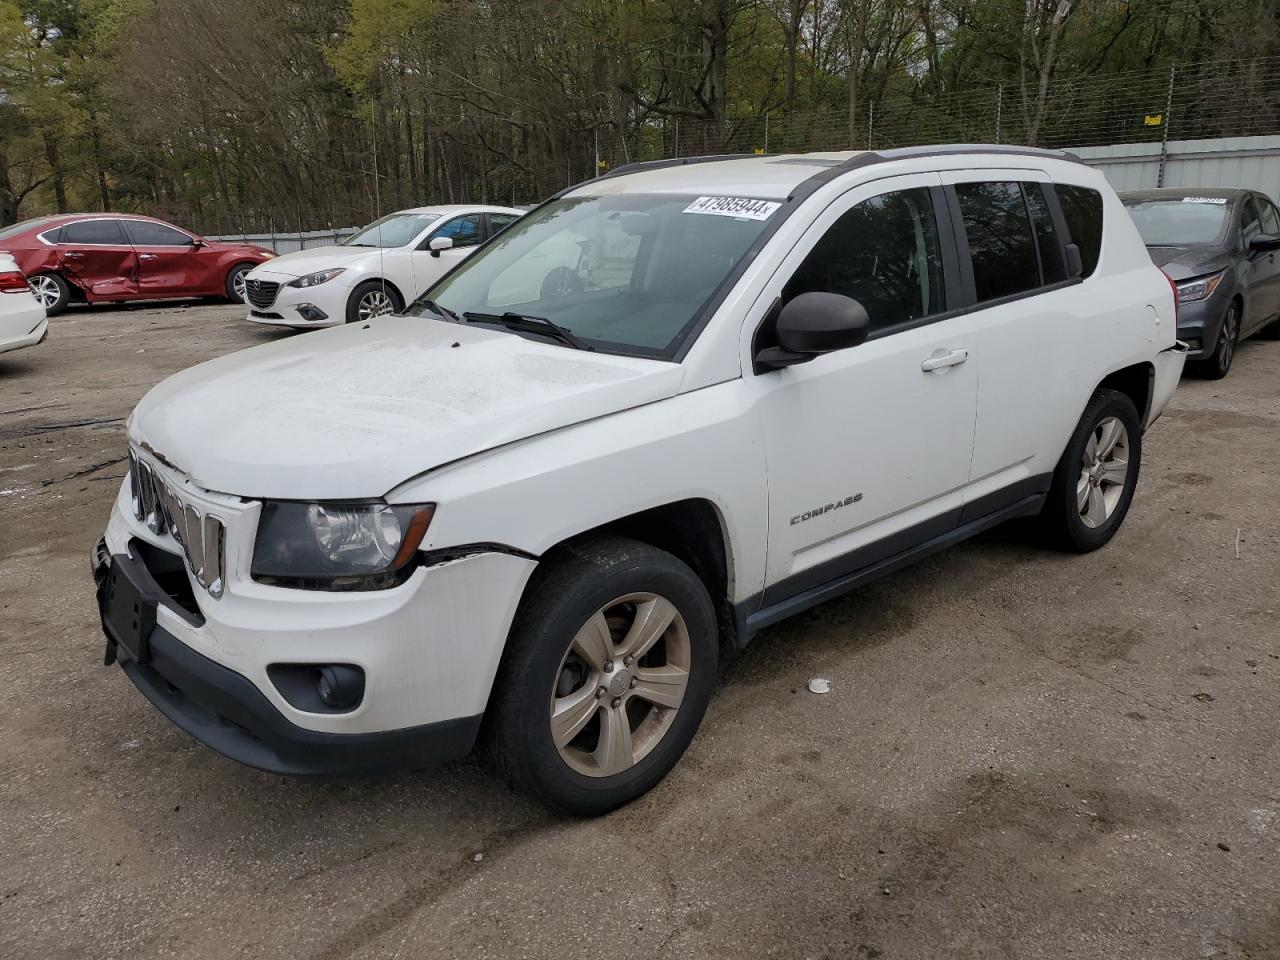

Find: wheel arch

[1095,361,1154,427]
[350,277,406,308]
[520,498,737,648]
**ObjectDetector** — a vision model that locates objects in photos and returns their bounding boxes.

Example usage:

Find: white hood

[128,316,683,500]
[248,245,378,280]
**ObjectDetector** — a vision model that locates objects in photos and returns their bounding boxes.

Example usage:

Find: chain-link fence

[587,55,1280,175]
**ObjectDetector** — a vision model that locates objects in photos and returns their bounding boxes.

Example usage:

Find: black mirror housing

[755,292,870,371]
[1248,233,1280,253]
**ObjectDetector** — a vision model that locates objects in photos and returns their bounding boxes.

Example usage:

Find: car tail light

[1160,270,1179,326]
[0,270,29,294]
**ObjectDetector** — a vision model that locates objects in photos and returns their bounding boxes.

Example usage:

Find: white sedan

[240,205,524,329]
[0,253,48,356]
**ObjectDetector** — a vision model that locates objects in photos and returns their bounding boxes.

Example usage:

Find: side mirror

[428,236,453,256]
[189,237,206,249]
[1248,233,1280,253]
[755,292,870,372]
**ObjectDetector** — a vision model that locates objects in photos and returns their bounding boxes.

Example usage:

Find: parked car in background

[0,214,275,316]
[0,253,48,356]
[1120,188,1280,378]
[95,146,1184,815]
[239,204,524,328]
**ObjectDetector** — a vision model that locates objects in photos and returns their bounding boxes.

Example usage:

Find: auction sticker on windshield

[683,196,782,220]
[1181,196,1228,204]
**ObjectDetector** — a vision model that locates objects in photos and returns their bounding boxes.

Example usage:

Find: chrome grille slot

[244,278,280,309]
[128,449,227,599]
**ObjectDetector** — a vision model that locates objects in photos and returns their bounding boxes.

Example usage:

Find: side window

[123,220,192,246]
[488,213,521,236]
[1241,198,1262,245]
[60,219,127,245]
[1023,183,1066,284]
[783,187,945,332]
[433,214,482,248]
[1054,185,1104,277]
[1259,198,1280,236]
[954,181,1040,301]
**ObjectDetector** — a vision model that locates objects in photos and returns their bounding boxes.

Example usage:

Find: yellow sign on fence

[1143,114,1163,126]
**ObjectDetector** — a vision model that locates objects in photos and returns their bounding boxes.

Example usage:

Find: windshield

[343,212,440,248]
[411,193,779,357]
[1123,198,1230,246]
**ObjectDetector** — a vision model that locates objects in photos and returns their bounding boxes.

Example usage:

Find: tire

[488,536,718,816]
[1192,301,1240,380]
[1040,388,1142,553]
[345,281,402,324]
[224,263,253,303]
[28,273,70,316]
[540,266,584,300]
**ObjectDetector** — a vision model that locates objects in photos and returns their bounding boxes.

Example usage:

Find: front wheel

[225,263,253,303]
[1193,302,1239,379]
[28,273,70,315]
[488,537,717,816]
[1040,388,1143,553]
[345,281,402,324]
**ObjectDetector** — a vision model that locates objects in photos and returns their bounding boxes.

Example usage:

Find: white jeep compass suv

[94,146,1186,815]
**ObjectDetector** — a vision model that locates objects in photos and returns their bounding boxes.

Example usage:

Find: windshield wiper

[462,311,593,351]
[344,242,375,247]
[419,299,461,322]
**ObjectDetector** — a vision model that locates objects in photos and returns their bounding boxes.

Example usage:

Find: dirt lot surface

[1,302,1278,960]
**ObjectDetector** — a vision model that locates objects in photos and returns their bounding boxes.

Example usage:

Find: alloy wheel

[1077,416,1130,529]
[1218,305,1239,371]
[357,289,395,321]
[232,269,248,303]
[28,276,61,310]
[549,592,691,778]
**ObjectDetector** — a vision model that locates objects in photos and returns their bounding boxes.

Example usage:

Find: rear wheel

[224,263,252,303]
[345,281,402,323]
[1193,302,1239,379]
[1040,388,1142,553]
[28,274,70,315]
[488,537,717,816]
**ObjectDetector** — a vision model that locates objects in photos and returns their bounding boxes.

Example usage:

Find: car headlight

[1176,271,1225,303]
[287,267,346,289]
[251,501,435,590]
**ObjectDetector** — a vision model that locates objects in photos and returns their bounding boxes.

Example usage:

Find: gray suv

[1120,187,1280,379]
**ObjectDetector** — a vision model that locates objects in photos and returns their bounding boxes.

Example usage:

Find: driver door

[745,173,981,604]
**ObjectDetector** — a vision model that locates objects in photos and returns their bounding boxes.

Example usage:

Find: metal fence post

[995,83,1003,144]
[1157,64,1176,188]
[867,102,874,150]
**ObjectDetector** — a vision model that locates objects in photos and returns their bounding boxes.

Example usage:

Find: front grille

[244,278,280,309]
[129,451,226,599]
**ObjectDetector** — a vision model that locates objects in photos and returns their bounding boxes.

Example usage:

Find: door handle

[139,254,157,260]
[921,348,969,372]
[63,251,84,259]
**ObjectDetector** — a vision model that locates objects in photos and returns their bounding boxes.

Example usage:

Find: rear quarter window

[1054,185,1104,277]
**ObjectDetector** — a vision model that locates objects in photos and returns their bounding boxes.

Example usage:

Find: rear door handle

[921,348,969,372]
[139,254,157,260]
[63,251,84,259]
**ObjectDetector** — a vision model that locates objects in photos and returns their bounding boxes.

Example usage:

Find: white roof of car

[395,204,524,216]
[567,145,1086,201]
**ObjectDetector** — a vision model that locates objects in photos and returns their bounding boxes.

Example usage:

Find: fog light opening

[316,665,363,710]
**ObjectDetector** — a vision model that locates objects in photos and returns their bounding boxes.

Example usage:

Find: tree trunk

[44,134,68,212]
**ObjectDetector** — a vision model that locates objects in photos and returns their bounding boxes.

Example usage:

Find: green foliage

[0,0,1277,229]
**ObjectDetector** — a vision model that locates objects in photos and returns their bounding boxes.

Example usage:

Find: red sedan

[0,214,275,315]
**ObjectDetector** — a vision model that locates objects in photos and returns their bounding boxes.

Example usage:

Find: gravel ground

[1,302,1278,960]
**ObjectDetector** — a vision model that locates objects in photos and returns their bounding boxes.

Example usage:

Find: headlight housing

[1176,271,1225,303]
[287,267,346,289]
[251,501,435,590]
